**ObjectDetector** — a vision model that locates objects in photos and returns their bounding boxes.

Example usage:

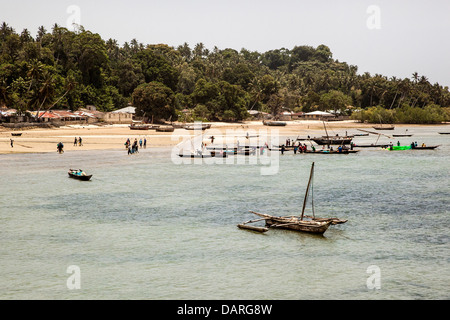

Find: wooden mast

[301,162,315,221]
[323,121,329,139]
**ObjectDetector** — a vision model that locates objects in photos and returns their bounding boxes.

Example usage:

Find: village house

[303,111,337,121]
[102,106,135,124]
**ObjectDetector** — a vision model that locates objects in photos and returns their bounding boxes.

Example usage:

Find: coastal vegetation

[0,22,449,124]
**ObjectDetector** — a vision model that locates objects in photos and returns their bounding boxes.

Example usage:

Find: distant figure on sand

[57,142,64,154]
[10,139,13,148]
[78,137,83,146]
[74,137,78,146]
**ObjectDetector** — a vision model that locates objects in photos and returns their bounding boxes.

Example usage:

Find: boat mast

[323,121,329,139]
[301,162,315,221]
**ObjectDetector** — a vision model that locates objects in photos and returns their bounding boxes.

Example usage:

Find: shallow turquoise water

[0,125,449,299]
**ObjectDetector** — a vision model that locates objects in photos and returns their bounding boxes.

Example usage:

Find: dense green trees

[0,22,449,123]
[132,81,175,121]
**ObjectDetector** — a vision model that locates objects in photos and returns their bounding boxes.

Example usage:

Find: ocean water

[0,125,449,300]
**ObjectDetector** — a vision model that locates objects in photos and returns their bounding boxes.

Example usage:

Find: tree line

[0,22,449,124]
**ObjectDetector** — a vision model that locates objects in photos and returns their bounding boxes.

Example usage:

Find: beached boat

[156,125,175,132]
[184,123,211,130]
[438,132,450,135]
[238,162,347,235]
[11,133,22,136]
[129,124,151,130]
[373,125,395,130]
[373,117,395,130]
[68,169,92,181]
[393,134,413,137]
[263,120,287,126]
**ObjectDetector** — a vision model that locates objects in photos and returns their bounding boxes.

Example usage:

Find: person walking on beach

[79,137,83,146]
[144,138,147,149]
[10,139,13,148]
[57,142,64,154]
[74,137,78,146]
[132,139,139,153]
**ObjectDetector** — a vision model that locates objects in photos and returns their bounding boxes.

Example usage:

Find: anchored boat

[238,162,347,235]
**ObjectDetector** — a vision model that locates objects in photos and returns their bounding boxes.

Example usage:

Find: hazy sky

[1,0,449,86]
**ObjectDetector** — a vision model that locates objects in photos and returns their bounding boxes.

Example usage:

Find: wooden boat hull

[250,211,331,235]
[156,126,175,132]
[209,151,228,158]
[184,124,211,130]
[130,125,150,130]
[438,132,450,135]
[221,149,256,155]
[68,172,92,181]
[311,150,358,154]
[393,134,413,137]
[265,218,330,234]
[312,138,353,145]
[354,144,389,148]
[412,146,439,150]
[178,154,214,158]
[373,126,395,130]
[304,216,348,225]
[11,133,22,136]
[263,121,287,126]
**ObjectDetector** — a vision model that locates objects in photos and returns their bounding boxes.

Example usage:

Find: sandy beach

[0,120,419,155]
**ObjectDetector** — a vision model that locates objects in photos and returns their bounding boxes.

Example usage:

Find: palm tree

[34,71,55,119]
[412,72,420,85]
[248,77,263,110]
[26,60,44,92]
[0,22,13,40]
[38,75,77,119]
[36,26,47,46]
[0,77,9,107]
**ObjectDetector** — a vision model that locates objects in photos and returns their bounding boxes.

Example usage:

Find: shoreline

[1,120,448,155]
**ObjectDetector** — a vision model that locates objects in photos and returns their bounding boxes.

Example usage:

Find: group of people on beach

[73,137,83,146]
[126,137,147,155]
[55,137,82,154]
